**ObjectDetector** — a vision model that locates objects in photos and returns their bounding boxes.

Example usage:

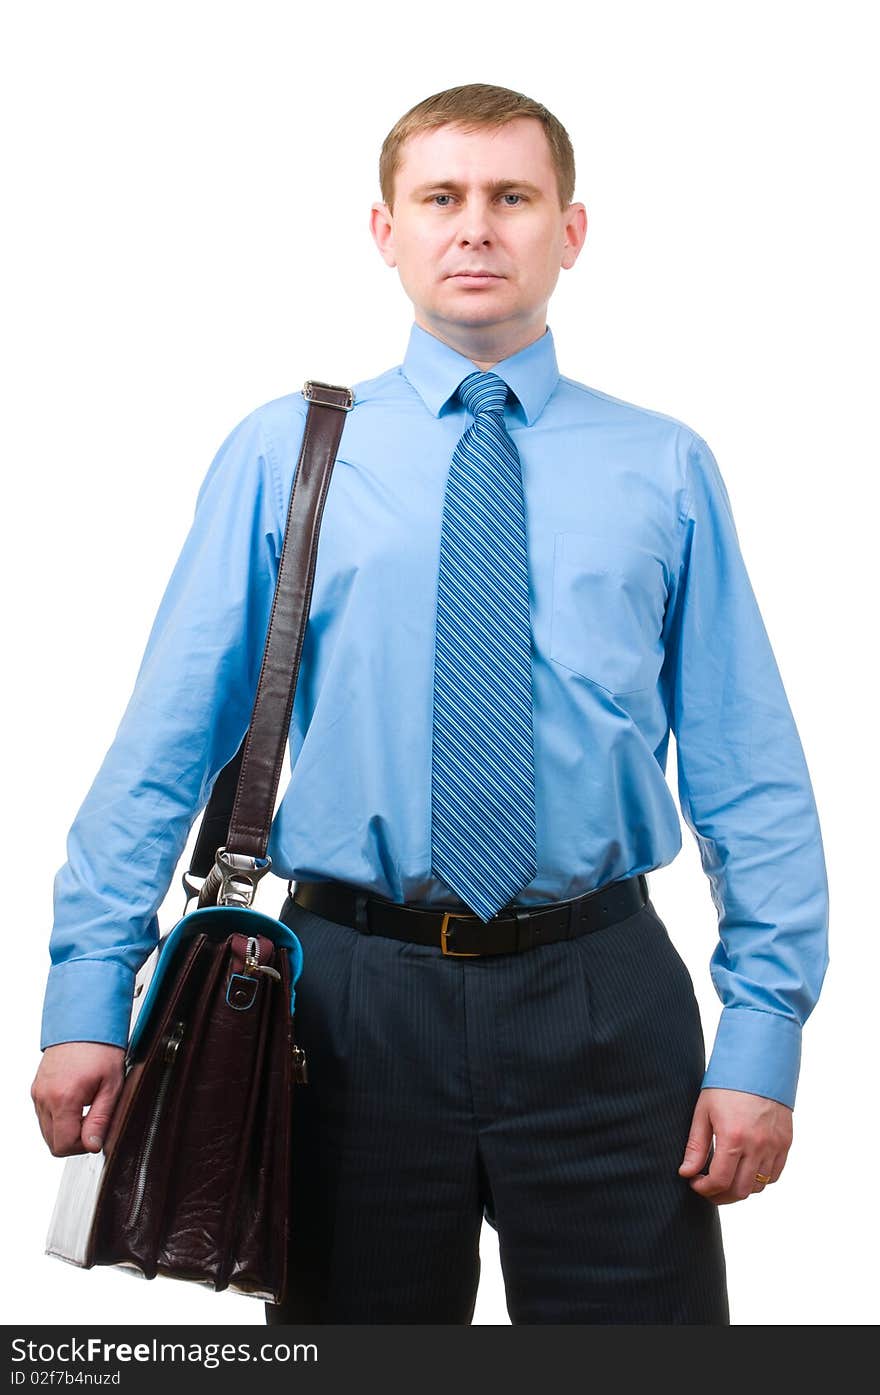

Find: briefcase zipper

[243,935,281,981]
[126,1018,186,1228]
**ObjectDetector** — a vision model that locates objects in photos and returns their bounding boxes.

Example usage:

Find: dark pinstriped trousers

[264,891,730,1325]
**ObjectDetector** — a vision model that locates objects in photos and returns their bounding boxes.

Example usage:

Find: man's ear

[370,202,397,267]
[560,202,588,270]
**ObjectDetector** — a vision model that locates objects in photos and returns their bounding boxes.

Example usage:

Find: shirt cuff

[40,959,135,1051]
[701,1005,802,1110]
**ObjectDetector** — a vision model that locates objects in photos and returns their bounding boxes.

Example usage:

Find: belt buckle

[439,910,483,957]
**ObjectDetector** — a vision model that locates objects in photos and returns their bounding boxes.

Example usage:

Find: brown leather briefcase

[45,380,354,1302]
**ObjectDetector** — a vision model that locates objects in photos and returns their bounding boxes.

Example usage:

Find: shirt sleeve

[660,430,830,1110]
[40,406,289,1050]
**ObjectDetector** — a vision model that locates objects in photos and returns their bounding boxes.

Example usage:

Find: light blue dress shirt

[41,320,830,1110]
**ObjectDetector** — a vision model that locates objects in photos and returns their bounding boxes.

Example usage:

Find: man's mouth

[447,271,504,283]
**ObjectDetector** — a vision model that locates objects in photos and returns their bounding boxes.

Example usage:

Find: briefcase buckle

[302,379,355,411]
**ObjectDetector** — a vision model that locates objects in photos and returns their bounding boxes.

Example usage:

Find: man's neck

[414,311,547,371]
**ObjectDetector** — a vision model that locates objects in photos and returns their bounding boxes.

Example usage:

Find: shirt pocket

[549,532,666,695]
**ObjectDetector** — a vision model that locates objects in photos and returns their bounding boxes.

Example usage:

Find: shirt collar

[400,320,560,426]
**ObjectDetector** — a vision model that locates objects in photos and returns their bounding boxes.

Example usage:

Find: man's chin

[430,291,518,325]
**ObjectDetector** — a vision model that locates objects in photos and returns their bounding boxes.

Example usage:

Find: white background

[3,0,876,1327]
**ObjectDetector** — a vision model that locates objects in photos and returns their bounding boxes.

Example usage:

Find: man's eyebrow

[409,178,544,198]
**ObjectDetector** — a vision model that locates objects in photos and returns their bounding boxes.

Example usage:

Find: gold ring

[754,1172,772,1184]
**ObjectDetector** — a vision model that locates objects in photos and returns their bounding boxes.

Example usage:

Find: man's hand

[31,1042,126,1158]
[678,1086,793,1204]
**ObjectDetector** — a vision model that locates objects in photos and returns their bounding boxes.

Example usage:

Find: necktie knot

[456,370,509,419]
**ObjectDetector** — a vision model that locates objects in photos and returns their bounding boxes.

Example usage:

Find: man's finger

[687,1138,742,1198]
[32,1097,50,1151]
[80,1075,122,1152]
[678,1100,714,1177]
[732,1153,770,1200]
[50,1097,89,1158]
[765,1152,786,1185]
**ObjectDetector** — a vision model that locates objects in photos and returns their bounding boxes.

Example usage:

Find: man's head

[370,83,587,364]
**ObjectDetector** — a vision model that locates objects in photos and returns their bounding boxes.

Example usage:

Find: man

[32,83,829,1325]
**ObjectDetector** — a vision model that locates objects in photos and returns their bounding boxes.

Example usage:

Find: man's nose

[456,203,494,244]
[458,225,493,246]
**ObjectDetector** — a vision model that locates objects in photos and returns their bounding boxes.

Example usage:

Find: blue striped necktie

[431,369,537,922]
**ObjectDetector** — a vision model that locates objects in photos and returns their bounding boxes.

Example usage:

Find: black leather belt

[289,872,650,957]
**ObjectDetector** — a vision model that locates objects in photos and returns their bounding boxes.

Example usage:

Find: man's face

[370,117,586,345]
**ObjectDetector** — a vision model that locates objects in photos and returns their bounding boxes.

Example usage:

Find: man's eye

[429,193,526,207]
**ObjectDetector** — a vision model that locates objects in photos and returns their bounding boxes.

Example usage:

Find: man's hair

[379,82,576,213]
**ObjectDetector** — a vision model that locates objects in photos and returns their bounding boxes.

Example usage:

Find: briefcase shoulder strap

[187,379,354,890]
